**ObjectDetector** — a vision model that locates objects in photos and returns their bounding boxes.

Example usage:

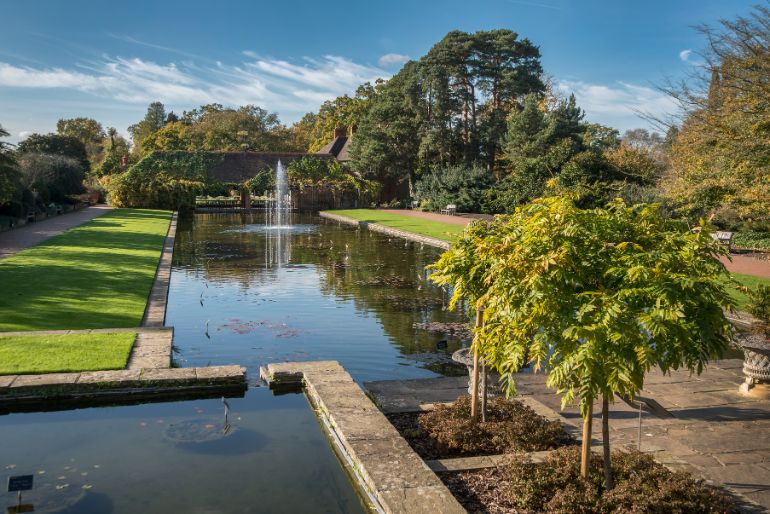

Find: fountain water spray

[267,160,291,229]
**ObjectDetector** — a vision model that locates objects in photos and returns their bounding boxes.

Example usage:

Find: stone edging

[260,361,466,514]
[319,211,451,250]
[142,211,178,327]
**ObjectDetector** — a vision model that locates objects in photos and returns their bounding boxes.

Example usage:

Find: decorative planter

[738,332,770,396]
[451,348,502,396]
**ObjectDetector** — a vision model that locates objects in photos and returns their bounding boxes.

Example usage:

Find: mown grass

[727,273,770,310]
[0,208,171,332]
[329,209,465,242]
[0,332,136,375]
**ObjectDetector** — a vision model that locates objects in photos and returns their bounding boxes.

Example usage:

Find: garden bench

[440,204,457,216]
[711,231,734,251]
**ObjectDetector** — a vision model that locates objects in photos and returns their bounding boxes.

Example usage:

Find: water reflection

[169,212,469,382]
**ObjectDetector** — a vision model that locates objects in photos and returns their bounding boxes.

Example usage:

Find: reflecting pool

[0,212,467,513]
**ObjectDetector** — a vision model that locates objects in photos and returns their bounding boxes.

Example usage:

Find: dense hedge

[106,151,223,210]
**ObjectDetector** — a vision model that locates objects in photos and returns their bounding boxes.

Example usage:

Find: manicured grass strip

[0,332,136,375]
[330,209,465,242]
[0,209,171,332]
[727,273,770,310]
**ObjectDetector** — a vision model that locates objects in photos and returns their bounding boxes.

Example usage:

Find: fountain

[267,160,291,229]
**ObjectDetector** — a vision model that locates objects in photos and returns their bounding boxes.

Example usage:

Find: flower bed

[441,447,739,514]
[386,395,574,460]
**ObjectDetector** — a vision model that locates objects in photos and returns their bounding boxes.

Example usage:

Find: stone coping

[142,211,178,327]
[319,211,451,250]
[260,360,466,514]
[0,365,246,407]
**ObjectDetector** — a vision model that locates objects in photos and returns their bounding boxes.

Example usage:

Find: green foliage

[287,157,380,198]
[663,4,770,223]
[95,132,132,176]
[128,101,168,155]
[0,125,20,206]
[747,285,770,326]
[414,165,495,212]
[303,84,379,152]
[107,151,221,210]
[17,153,85,202]
[56,117,105,165]
[17,133,90,171]
[503,447,738,513]
[351,29,545,194]
[431,196,734,417]
[733,231,770,250]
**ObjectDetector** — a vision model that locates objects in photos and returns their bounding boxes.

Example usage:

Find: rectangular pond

[0,212,467,513]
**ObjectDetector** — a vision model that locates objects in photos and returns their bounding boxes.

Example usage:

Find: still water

[0,213,466,513]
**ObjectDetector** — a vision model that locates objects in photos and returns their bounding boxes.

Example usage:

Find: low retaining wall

[260,360,465,514]
[319,211,451,250]
[142,212,178,327]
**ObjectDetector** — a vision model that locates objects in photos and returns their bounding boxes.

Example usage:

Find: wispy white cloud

[0,54,390,119]
[378,53,410,67]
[18,131,32,140]
[555,79,678,131]
[679,49,693,62]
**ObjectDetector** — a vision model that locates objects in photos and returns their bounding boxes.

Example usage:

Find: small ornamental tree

[430,219,495,421]
[434,195,735,488]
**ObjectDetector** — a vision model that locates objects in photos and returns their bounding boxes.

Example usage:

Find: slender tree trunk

[481,362,488,422]
[580,401,593,478]
[470,307,483,422]
[602,394,614,490]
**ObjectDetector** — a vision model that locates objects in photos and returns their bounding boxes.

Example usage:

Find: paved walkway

[0,205,111,259]
[366,360,770,510]
[721,254,770,279]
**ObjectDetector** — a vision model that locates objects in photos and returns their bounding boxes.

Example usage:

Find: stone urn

[451,348,502,396]
[738,331,770,397]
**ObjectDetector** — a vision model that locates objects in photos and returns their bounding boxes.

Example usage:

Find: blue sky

[0,0,757,143]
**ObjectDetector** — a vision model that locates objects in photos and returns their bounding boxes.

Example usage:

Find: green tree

[0,125,20,206]
[95,129,132,176]
[56,117,105,165]
[442,196,734,488]
[414,164,495,212]
[17,153,85,202]
[128,102,168,155]
[16,133,90,172]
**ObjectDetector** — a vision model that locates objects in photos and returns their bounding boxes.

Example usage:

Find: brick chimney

[333,126,346,139]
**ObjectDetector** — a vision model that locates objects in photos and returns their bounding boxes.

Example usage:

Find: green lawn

[0,332,136,375]
[728,273,770,310]
[0,208,171,332]
[329,209,465,242]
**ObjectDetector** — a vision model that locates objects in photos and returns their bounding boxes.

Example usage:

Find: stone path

[721,254,770,279]
[0,205,111,259]
[366,361,770,510]
[260,361,466,514]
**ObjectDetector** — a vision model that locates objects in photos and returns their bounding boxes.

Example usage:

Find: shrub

[748,285,770,333]
[414,164,495,213]
[503,447,738,513]
[733,231,770,251]
[17,153,85,203]
[106,151,220,210]
[418,396,572,456]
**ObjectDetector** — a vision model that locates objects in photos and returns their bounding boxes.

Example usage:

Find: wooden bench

[711,231,734,251]
[440,204,457,216]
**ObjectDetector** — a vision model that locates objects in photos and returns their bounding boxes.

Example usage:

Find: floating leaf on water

[58,476,66,480]
[5,464,16,469]
[56,484,69,490]
[80,472,88,476]
[93,465,100,469]
[140,422,147,427]
[82,485,92,490]
[38,470,45,474]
